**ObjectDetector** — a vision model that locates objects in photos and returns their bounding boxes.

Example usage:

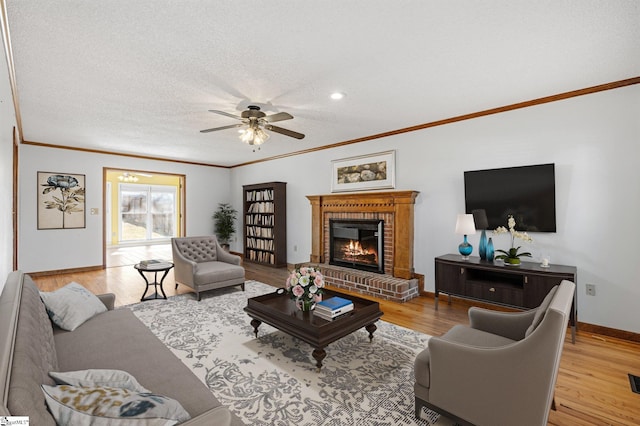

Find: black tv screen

[464,163,556,232]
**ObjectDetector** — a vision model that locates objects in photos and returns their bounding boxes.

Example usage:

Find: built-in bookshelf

[243,182,287,267]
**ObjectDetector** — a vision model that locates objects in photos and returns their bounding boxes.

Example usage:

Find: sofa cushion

[40,282,107,331]
[525,285,558,337]
[194,261,245,286]
[442,324,517,347]
[54,307,221,419]
[175,238,218,262]
[42,384,191,425]
[50,369,149,392]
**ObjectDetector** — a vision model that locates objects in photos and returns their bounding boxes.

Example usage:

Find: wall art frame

[331,150,396,193]
[37,171,86,229]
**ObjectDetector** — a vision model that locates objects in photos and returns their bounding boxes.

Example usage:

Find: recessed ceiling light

[330,92,345,100]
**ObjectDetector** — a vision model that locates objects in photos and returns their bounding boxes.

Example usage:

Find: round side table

[134,262,174,301]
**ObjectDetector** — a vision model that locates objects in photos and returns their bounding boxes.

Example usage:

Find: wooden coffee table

[244,288,383,371]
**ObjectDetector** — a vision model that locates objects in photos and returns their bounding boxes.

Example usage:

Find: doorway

[104,169,185,267]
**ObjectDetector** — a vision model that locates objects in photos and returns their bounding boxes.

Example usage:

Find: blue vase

[486,237,495,261]
[458,235,473,260]
[478,230,487,260]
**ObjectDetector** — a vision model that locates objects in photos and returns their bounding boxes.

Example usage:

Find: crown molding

[232,76,640,168]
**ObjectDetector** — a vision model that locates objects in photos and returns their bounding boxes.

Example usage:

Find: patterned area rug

[128,281,453,425]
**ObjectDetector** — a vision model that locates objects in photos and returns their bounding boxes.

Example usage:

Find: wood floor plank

[30,245,640,426]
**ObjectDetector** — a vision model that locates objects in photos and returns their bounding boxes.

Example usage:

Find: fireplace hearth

[329,219,384,274]
[306,190,420,302]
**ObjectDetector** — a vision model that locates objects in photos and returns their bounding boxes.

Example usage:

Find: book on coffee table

[315,296,354,319]
[314,303,354,320]
[317,296,352,310]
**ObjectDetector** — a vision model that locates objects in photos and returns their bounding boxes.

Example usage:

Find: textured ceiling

[6,1,640,167]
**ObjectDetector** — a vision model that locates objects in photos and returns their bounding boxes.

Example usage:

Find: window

[119,184,177,242]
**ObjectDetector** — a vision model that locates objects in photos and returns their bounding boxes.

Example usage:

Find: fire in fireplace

[329,219,384,273]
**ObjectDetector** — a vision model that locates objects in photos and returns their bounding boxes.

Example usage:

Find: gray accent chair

[414,280,575,426]
[172,236,245,301]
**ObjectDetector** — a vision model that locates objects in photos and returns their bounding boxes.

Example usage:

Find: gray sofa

[172,236,245,301]
[414,280,575,426]
[0,270,245,425]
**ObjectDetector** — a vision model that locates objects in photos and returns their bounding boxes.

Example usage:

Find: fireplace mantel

[306,190,419,279]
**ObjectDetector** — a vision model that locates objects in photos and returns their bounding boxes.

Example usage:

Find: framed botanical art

[331,150,396,193]
[37,172,86,229]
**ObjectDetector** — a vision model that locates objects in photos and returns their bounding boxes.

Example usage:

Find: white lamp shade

[455,214,476,235]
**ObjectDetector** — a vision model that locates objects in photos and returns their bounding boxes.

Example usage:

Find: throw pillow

[40,282,107,331]
[50,369,150,393]
[42,384,191,425]
[525,285,558,337]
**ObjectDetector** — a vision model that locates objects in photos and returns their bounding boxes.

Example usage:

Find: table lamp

[455,213,476,260]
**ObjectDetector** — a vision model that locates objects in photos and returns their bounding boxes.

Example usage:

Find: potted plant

[493,215,533,265]
[213,203,237,250]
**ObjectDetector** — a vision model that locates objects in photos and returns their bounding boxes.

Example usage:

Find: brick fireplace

[306,190,420,302]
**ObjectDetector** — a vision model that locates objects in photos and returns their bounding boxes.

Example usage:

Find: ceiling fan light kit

[200,105,304,150]
[240,126,269,146]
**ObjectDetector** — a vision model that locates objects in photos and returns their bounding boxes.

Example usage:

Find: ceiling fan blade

[263,112,293,123]
[200,123,244,133]
[265,124,305,140]
[208,110,243,120]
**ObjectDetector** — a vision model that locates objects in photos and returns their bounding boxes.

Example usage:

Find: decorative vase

[486,237,494,261]
[458,235,473,260]
[478,230,487,260]
[296,298,315,312]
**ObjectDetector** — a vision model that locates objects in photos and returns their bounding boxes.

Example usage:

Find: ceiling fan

[200,105,305,149]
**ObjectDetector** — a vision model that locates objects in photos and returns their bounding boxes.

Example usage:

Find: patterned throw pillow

[40,282,107,331]
[41,384,191,425]
[50,369,150,392]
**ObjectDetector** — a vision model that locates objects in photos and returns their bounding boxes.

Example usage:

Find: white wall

[9,80,640,334]
[0,43,16,292]
[231,84,640,334]
[18,145,231,272]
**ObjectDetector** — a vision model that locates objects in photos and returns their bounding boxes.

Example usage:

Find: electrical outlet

[294,245,298,252]
[586,284,596,296]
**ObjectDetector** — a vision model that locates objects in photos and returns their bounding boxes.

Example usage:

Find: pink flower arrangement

[285,266,325,303]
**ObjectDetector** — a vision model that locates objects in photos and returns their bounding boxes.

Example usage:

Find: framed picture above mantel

[331,150,396,193]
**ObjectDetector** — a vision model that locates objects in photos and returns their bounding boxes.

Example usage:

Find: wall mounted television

[464,163,557,232]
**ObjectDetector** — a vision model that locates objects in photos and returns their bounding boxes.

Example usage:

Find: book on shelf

[246,189,274,202]
[245,226,273,238]
[245,249,275,264]
[314,304,354,320]
[245,214,274,226]
[247,202,274,213]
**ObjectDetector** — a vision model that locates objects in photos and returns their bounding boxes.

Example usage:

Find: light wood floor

[33,245,640,426]
[105,243,173,268]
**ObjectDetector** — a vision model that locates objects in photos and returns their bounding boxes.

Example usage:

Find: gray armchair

[414,280,575,426]
[172,236,245,301]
